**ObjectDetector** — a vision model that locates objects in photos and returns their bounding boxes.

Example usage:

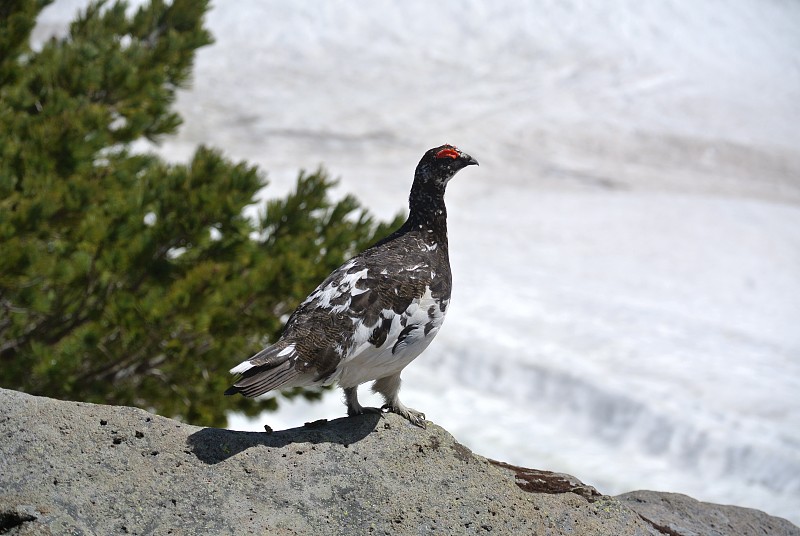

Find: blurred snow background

[35,0,800,523]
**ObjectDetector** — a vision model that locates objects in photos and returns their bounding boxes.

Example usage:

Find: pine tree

[0,0,401,426]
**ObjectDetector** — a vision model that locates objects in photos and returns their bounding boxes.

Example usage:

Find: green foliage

[0,1,404,426]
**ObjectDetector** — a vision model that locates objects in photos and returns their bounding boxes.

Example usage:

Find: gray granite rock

[0,388,795,535]
[618,490,799,536]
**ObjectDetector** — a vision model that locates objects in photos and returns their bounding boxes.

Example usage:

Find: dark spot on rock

[451,442,473,463]
[112,437,123,445]
[99,419,107,426]
[135,430,144,438]
[488,459,601,502]
[0,509,37,531]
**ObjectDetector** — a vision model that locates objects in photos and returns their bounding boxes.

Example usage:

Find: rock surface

[617,490,799,536]
[0,388,797,535]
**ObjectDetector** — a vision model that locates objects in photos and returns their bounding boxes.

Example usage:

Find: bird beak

[461,153,479,167]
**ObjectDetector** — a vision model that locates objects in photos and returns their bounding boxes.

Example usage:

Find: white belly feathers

[333,285,447,388]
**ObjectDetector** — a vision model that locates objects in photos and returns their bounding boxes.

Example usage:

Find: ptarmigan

[225,144,478,428]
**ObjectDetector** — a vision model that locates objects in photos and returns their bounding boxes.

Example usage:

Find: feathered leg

[372,373,426,428]
[343,386,381,417]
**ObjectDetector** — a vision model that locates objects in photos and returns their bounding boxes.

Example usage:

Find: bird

[225,144,478,428]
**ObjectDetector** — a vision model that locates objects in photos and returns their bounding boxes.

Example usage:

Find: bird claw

[381,404,427,429]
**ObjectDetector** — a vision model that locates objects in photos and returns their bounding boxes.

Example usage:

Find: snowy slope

[36,0,800,523]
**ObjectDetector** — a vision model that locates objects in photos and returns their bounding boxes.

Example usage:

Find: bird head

[414,144,479,190]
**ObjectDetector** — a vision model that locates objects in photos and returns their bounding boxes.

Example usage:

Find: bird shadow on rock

[187,413,382,465]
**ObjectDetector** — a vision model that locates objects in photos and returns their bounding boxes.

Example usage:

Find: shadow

[187,413,382,465]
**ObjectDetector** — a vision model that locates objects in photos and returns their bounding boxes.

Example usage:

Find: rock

[0,388,796,535]
[618,490,800,536]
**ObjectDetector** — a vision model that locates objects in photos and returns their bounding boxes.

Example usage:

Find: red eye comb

[435,148,459,159]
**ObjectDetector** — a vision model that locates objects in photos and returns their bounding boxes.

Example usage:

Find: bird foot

[344,386,382,418]
[382,404,427,429]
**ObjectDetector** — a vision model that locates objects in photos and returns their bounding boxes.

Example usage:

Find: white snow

[36,0,800,524]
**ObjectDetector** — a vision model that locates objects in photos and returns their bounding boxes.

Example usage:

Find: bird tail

[224,343,302,398]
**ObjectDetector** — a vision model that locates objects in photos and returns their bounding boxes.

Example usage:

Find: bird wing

[285,242,448,387]
[224,342,304,397]
[227,233,450,397]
